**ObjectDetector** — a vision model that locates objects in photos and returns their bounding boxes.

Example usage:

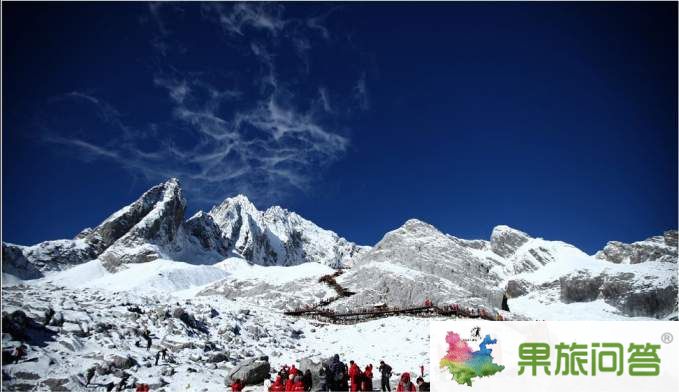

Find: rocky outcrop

[182,211,229,255]
[595,230,678,264]
[2,179,188,275]
[2,243,44,280]
[226,356,271,384]
[490,225,530,258]
[209,195,366,268]
[99,178,186,270]
[560,272,604,303]
[557,269,677,318]
[335,219,505,311]
[4,179,367,279]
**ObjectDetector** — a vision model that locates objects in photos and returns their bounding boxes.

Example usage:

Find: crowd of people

[255,357,430,392]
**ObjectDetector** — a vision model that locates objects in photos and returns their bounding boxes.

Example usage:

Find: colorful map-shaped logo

[439,331,505,386]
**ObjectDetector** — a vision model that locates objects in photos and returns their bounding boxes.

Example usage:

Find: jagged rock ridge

[2,179,366,277]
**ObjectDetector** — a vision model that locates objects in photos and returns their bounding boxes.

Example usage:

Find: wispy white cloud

[43,3,367,206]
[354,72,370,110]
[318,87,332,112]
[202,2,287,37]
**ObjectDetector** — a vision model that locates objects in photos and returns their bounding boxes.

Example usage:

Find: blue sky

[3,2,677,253]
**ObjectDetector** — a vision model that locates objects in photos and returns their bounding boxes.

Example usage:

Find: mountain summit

[2,179,365,277]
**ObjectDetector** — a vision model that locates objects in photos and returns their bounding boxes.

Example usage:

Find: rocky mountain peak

[490,225,531,258]
[595,230,678,264]
[392,219,441,237]
[664,230,678,247]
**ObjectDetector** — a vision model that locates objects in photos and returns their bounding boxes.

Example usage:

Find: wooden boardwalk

[293,269,503,324]
[284,304,498,324]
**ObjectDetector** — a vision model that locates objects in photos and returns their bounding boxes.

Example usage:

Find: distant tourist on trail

[327,353,346,391]
[342,361,350,391]
[415,377,430,391]
[396,373,416,392]
[286,374,295,392]
[155,351,160,366]
[231,378,245,392]
[135,384,150,392]
[378,360,393,392]
[139,328,152,351]
[319,364,328,391]
[348,360,361,392]
[116,372,130,391]
[270,376,285,392]
[12,344,26,364]
[303,369,313,391]
[84,365,97,386]
[362,364,374,391]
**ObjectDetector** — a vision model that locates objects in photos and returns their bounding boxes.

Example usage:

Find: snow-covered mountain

[1,179,676,391]
[332,219,506,311]
[2,179,366,279]
[208,195,366,267]
[327,220,677,320]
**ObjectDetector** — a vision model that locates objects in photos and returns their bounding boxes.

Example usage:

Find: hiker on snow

[342,362,350,391]
[319,364,328,391]
[362,364,374,391]
[12,344,26,364]
[415,377,430,391]
[279,365,290,384]
[327,354,345,391]
[84,365,97,386]
[270,376,285,392]
[378,360,393,392]
[302,369,313,391]
[348,360,362,392]
[285,374,295,392]
[396,373,416,392]
[231,378,245,392]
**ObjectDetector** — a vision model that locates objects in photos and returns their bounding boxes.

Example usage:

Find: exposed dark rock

[602,273,677,318]
[172,308,208,333]
[2,310,31,340]
[226,357,271,385]
[560,272,604,303]
[107,355,136,370]
[183,212,229,255]
[505,279,530,298]
[595,232,677,264]
[207,352,229,363]
[40,378,70,391]
[490,225,530,258]
[1,244,44,280]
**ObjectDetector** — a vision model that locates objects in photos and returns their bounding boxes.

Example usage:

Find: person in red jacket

[363,364,374,391]
[290,364,299,376]
[348,360,362,392]
[231,378,245,392]
[396,373,416,392]
[270,376,285,392]
[285,374,295,392]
